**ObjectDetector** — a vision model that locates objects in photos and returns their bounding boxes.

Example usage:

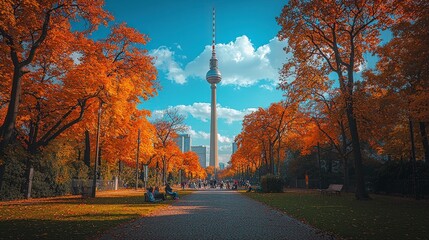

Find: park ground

[0,188,428,239]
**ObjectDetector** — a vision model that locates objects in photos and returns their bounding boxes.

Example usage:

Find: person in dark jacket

[165,183,179,200]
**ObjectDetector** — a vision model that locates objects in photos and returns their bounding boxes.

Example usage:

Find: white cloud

[159,102,256,124]
[151,36,288,87]
[259,84,274,91]
[217,134,232,143]
[219,153,232,164]
[187,126,231,143]
[150,47,186,84]
[219,144,232,152]
[188,127,210,140]
[175,43,182,51]
[150,110,165,120]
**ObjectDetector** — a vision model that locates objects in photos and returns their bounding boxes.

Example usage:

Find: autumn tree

[239,107,276,175]
[297,88,353,191]
[0,0,110,193]
[205,166,215,179]
[0,0,110,149]
[364,0,429,162]
[182,151,206,180]
[232,101,305,180]
[153,108,188,185]
[277,0,404,199]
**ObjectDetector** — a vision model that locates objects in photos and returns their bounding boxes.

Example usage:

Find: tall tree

[364,0,429,162]
[0,0,110,149]
[0,0,110,192]
[153,108,187,185]
[277,0,403,199]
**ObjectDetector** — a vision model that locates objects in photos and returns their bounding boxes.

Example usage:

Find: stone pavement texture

[99,190,334,240]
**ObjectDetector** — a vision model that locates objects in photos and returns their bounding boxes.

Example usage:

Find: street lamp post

[143,164,148,189]
[91,101,103,198]
[135,129,141,190]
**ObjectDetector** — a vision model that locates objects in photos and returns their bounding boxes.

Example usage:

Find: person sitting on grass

[147,187,162,203]
[165,183,179,200]
[154,186,165,200]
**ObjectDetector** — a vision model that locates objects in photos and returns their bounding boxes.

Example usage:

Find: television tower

[206,8,221,171]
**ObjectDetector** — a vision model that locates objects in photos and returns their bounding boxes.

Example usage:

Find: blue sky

[100,0,288,164]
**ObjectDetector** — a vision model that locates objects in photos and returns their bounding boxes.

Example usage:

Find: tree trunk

[269,143,274,174]
[0,67,23,149]
[118,160,123,182]
[0,164,5,193]
[419,122,429,163]
[155,169,159,186]
[84,130,91,167]
[343,61,369,200]
[0,69,22,189]
[340,124,349,192]
[155,161,159,186]
[25,166,34,199]
[345,100,369,200]
[77,149,81,162]
[343,157,349,192]
[162,156,166,185]
[409,120,419,200]
[317,143,322,190]
[276,139,282,176]
[97,148,102,179]
[24,156,35,199]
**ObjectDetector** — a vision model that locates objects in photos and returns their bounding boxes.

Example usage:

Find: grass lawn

[0,189,192,239]
[244,190,429,240]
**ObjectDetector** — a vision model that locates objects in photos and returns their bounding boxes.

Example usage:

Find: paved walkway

[99,190,334,240]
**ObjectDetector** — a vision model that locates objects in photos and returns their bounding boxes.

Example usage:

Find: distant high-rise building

[219,162,225,170]
[191,146,207,168]
[175,134,191,152]
[232,142,238,154]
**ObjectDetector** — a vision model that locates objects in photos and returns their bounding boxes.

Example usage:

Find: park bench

[321,184,343,195]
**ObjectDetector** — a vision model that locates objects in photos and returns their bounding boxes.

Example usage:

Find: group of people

[146,184,179,203]
[178,179,253,190]
[181,180,208,189]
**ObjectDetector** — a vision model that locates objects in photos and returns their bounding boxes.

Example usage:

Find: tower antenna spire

[212,7,216,54]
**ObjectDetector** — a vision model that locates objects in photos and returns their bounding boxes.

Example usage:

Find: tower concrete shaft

[209,84,218,169]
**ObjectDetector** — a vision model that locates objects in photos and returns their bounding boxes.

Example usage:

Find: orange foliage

[0,0,112,147]
[276,0,409,199]
[361,1,429,160]
[0,1,158,173]
[182,151,206,179]
[231,101,309,176]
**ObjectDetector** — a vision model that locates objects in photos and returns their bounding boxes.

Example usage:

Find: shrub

[0,141,91,200]
[261,174,285,193]
[0,145,26,200]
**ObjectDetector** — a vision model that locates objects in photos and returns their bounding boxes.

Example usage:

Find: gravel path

[99,190,334,240]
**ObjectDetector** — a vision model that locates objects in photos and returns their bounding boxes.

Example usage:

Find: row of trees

[221,0,428,200]
[0,1,204,199]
